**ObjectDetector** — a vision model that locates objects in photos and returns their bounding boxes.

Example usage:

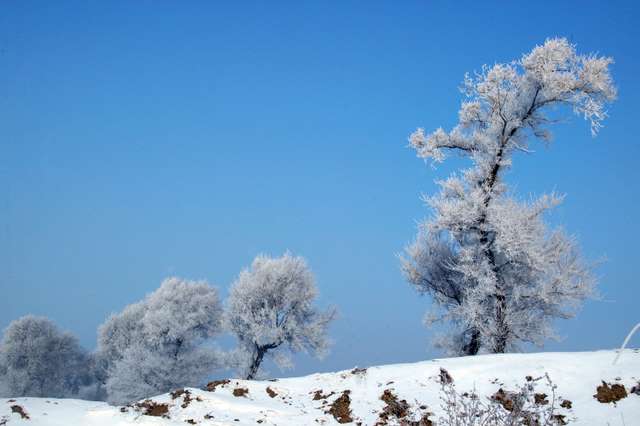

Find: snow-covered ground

[1,349,638,425]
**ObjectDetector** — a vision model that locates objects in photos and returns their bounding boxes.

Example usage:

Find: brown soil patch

[327,390,353,424]
[135,400,170,417]
[206,379,230,392]
[233,387,249,397]
[171,388,196,408]
[401,415,434,426]
[266,387,277,398]
[534,393,548,405]
[171,388,188,399]
[551,414,568,425]
[375,389,433,426]
[439,368,453,385]
[594,381,627,403]
[10,405,29,420]
[560,399,572,409]
[312,389,336,400]
[491,388,515,411]
[378,389,409,421]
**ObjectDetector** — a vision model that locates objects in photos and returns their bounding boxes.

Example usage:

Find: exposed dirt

[10,405,29,420]
[171,388,197,408]
[171,388,188,399]
[378,389,409,421]
[312,389,336,401]
[594,381,627,403]
[327,390,353,424]
[560,399,572,409]
[400,415,434,426]
[439,368,453,385]
[375,389,433,426]
[551,414,568,425]
[233,387,249,397]
[534,393,548,405]
[135,400,170,417]
[266,387,278,398]
[206,379,230,392]
[491,388,515,412]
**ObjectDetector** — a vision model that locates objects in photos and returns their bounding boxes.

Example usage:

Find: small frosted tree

[227,253,336,380]
[0,315,92,398]
[97,277,224,404]
[401,38,616,355]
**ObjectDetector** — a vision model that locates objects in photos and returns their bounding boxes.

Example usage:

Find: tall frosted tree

[401,38,616,356]
[0,316,93,398]
[227,253,336,380]
[97,277,224,404]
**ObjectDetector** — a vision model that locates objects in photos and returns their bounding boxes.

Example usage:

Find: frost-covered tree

[0,359,7,397]
[97,277,224,404]
[401,38,616,355]
[0,315,93,398]
[94,300,147,386]
[227,253,336,380]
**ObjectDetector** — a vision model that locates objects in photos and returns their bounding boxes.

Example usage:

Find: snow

[1,349,638,425]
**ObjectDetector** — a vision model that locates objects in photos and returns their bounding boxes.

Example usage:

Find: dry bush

[437,369,569,425]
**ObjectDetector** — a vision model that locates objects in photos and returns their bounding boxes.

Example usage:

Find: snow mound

[1,350,639,425]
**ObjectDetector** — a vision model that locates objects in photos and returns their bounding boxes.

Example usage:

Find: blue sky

[1,1,639,376]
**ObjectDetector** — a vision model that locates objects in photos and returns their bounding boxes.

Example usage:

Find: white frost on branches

[226,253,336,380]
[97,277,224,404]
[402,38,616,356]
[0,316,93,398]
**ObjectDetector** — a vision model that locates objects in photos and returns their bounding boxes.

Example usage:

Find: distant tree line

[0,253,336,405]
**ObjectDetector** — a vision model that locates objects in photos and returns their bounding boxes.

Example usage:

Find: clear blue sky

[1,1,639,376]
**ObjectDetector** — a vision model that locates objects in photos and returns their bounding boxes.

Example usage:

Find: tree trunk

[245,346,266,380]
[462,328,481,355]
[492,294,508,353]
[478,91,539,353]
[481,149,513,353]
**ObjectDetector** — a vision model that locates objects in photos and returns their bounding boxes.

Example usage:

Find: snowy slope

[1,350,639,425]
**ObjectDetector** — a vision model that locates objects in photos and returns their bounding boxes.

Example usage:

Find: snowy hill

[1,350,639,425]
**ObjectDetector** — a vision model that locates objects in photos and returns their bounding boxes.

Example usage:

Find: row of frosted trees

[0,37,617,405]
[0,253,336,404]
